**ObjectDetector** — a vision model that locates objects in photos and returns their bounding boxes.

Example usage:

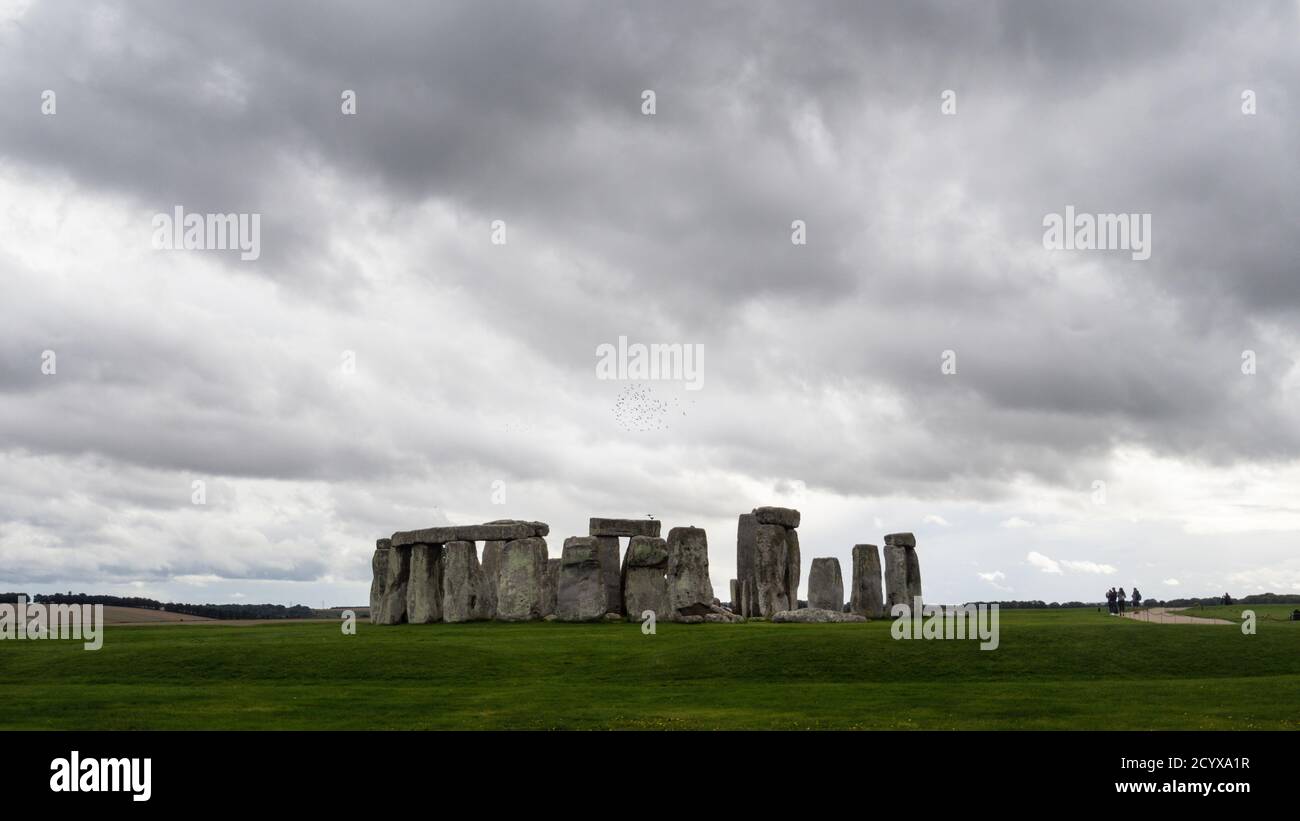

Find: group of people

[1105,586,1140,614]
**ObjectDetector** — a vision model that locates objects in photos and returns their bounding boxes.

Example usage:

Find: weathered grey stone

[667,526,713,618]
[736,513,757,616]
[850,544,884,618]
[589,518,661,538]
[905,545,922,609]
[883,544,910,613]
[785,528,801,611]
[541,558,560,617]
[593,535,623,615]
[392,522,538,547]
[752,523,791,616]
[884,532,916,548]
[407,543,444,623]
[479,540,504,619]
[486,519,550,537]
[807,557,844,612]
[621,535,670,622]
[442,541,487,622]
[558,537,606,622]
[729,579,740,610]
[752,506,801,529]
[771,608,868,623]
[370,539,408,625]
[495,537,548,621]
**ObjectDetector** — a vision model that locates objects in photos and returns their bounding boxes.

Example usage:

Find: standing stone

[729,579,740,610]
[495,537,548,621]
[905,546,922,609]
[850,544,884,618]
[557,537,606,622]
[593,535,623,615]
[785,528,801,611]
[479,540,505,619]
[752,506,801,528]
[407,543,445,623]
[752,524,790,616]
[370,540,410,625]
[622,535,670,621]
[807,557,844,612]
[667,527,713,617]
[883,544,909,613]
[541,558,560,617]
[442,540,487,623]
[736,513,757,616]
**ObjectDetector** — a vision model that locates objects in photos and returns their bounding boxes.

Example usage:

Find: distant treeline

[964,600,1099,609]
[0,592,314,619]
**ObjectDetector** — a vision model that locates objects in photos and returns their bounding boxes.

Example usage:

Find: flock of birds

[611,383,689,432]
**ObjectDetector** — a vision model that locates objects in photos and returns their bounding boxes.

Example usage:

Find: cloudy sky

[2,0,1299,608]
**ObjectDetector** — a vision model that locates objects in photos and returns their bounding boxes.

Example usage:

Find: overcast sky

[2,0,1299,607]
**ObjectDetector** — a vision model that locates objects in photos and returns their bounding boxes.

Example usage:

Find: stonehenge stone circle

[369,513,923,627]
[557,537,607,621]
[495,537,548,621]
[370,538,410,625]
[850,544,884,618]
[807,557,844,612]
[407,543,445,624]
[621,535,670,621]
[442,540,487,623]
[666,526,713,618]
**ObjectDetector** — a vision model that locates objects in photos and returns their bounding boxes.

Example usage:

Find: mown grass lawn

[1,608,1295,729]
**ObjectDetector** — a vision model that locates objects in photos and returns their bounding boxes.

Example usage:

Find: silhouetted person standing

[1223,592,1232,606]
[1131,588,1141,608]
[1106,587,1116,614]
[1117,587,1126,613]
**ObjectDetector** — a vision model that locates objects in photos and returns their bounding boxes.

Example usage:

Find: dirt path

[1121,607,1232,625]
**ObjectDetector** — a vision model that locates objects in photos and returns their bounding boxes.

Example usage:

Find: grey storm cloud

[2,0,1299,598]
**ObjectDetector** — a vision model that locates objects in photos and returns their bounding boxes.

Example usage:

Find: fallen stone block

[771,608,868,623]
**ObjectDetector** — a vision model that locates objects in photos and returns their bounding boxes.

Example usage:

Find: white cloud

[923,514,951,527]
[1061,560,1117,575]
[1163,578,1181,586]
[1001,517,1034,529]
[1027,552,1063,575]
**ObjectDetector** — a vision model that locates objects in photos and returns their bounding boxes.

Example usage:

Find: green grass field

[1,607,1295,730]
